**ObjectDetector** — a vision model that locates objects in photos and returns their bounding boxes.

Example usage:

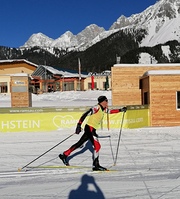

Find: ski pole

[114,111,125,166]
[109,135,115,163]
[18,133,75,172]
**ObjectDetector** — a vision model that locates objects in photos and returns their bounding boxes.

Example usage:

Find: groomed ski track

[1,126,180,198]
[0,165,117,178]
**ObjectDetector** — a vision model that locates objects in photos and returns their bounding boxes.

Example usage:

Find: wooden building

[140,70,180,127]
[0,59,111,93]
[31,65,87,93]
[0,59,38,75]
[111,64,180,106]
[0,59,38,94]
[0,60,88,94]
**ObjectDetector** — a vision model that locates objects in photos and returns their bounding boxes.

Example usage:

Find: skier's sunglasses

[105,99,108,102]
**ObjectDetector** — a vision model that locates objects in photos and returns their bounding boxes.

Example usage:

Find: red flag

[91,76,94,90]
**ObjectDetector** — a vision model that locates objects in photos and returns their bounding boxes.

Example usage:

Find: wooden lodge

[140,70,180,126]
[111,64,180,127]
[0,59,38,75]
[0,59,38,94]
[31,65,87,93]
[111,64,180,106]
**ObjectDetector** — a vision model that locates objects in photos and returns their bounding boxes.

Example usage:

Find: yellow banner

[0,109,149,132]
[0,112,81,133]
[102,109,149,129]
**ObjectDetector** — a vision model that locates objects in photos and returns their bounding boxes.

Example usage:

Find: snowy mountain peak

[22,0,180,51]
[109,15,131,30]
[22,24,105,50]
[76,24,105,47]
[109,0,180,47]
[62,31,73,37]
[51,31,77,49]
[23,33,54,48]
[111,0,180,29]
[138,0,180,46]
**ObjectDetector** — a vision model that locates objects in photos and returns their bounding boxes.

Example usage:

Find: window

[143,92,148,105]
[176,91,180,109]
[63,81,74,91]
[0,82,8,93]
[88,82,97,90]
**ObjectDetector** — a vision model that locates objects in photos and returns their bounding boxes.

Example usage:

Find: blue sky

[0,0,157,48]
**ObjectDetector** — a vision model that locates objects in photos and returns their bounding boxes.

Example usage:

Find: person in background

[59,95,127,171]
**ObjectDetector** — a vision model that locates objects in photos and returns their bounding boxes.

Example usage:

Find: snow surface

[1,90,180,199]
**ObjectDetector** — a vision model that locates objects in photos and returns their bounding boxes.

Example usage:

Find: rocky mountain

[22,24,106,51]
[0,0,180,72]
[110,0,180,46]
[23,33,54,48]
[22,0,180,51]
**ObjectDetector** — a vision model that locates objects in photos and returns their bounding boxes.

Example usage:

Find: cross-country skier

[59,95,127,171]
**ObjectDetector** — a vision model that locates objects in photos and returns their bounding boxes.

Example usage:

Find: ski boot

[92,157,107,171]
[92,165,107,171]
[59,154,69,166]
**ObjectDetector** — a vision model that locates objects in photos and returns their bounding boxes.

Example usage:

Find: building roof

[32,65,88,78]
[11,73,29,77]
[0,59,88,78]
[0,59,38,67]
[143,70,180,76]
[113,63,180,68]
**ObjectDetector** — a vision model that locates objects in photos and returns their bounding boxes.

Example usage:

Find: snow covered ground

[1,91,180,199]
[0,90,112,107]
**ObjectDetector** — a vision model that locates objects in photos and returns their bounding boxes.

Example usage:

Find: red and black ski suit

[63,104,121,167]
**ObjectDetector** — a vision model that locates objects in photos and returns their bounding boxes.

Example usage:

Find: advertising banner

[0,108,149,132]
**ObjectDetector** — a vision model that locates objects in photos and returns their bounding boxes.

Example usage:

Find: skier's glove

[75,123,82,134]
[120,107,127,112]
